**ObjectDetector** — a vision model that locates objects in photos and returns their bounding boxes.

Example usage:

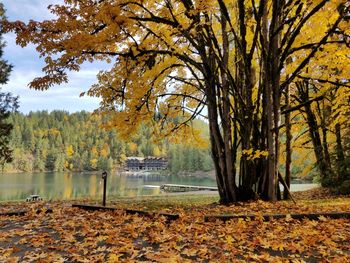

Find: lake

[0,172,318,201]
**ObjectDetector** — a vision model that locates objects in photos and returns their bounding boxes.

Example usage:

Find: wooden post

[102,171,107,206]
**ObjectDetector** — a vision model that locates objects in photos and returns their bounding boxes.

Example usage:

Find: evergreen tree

[0,4,18,167]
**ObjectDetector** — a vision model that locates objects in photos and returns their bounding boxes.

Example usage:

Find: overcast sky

[1,0,105,113]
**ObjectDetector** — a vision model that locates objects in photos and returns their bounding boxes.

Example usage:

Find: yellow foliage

[66,145,74,157]
[100,144,110,158]
[120,153,127,163]
[91,147,98,157]
[153,146,162,157]
[128,143,138,154]
[49,128,60,136]
[242,149,269,160]
[90,158,98,169]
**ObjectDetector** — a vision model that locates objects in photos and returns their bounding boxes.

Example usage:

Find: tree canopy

[3,0,350,203]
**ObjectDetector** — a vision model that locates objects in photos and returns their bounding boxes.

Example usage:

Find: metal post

[102,171,107,206]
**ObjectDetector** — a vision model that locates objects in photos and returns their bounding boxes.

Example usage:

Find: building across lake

[125,157,168,171]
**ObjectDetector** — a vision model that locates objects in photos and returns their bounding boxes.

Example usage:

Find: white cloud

[1,1,110,113]
[2,68,103,113]
[3,0,64,22]
[3,33,39,62]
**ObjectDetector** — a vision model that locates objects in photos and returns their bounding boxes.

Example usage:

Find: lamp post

[102,171,107,206]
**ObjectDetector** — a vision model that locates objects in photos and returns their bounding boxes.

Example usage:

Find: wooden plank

[125,209,150,216]
[0,210,27,216]
[72,204,118,211]
[155,212,180,220]
[204,212,350,222]
[0,208,53,217]
[72,204,179,221]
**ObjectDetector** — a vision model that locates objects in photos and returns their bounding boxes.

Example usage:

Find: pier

[160,184,218,192]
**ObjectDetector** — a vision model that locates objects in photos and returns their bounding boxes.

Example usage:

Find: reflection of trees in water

[63,173,73,199]
[50,172,62,199]
[0,172,219,201]
[89,175,97,198]
[142,174,163,182]
[39,173,46,198]
[120,174,127,196]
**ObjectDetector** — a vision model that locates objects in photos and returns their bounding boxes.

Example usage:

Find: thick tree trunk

[260,0,271,200]
[208,78,239,203]
[238,66,259,199]
[197,22,238,204]
[206,57,237,204]
[220,15,237,202]
[208,98,237,204]
[259,0,283,201]
[235,0,260,200]
[269,0,282,201]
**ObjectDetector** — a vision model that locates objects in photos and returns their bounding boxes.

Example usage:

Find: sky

[1,0,105,113]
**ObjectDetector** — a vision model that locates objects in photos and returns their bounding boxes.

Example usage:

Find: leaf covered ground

[1,190,350,262]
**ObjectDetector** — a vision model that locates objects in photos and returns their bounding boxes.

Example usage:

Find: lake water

[0,172,318,201]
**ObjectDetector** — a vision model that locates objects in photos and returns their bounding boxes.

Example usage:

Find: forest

[3,111,213,174]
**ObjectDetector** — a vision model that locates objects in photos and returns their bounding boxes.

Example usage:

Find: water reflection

[0,172,318,201]
[0,172,214,201]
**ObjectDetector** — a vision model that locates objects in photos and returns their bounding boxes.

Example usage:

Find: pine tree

[0,4,18,167]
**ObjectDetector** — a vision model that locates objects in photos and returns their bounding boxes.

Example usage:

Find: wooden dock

[160,184,218,192]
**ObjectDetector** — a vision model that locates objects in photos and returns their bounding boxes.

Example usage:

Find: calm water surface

[0,172,318,201]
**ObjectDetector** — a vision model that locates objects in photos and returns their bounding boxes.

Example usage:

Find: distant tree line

[3,111,213,173]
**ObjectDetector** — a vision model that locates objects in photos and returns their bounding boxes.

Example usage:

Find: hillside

[4,111,213,173]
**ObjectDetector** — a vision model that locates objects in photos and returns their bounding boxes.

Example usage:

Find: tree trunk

[284,84,292,200]
[206,51,237,204]
[220,15,238,203]
[235,0,260,200]
[319,101,331,166]
[208,96,237,204]
[335,123,345,181]
[270,0,282,202]
[260,0,283,201]
[297,81,331,185]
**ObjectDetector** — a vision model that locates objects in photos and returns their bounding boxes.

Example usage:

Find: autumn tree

[0,3,18,167]
[292,79,350,191]
[281,9,350,192]
[3,0,349,203]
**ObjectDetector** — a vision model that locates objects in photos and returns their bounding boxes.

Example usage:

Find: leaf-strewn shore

[1,189,350,262]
